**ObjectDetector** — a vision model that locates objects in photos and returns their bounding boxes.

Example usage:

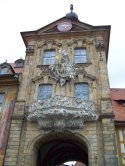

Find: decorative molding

[37,40,62,48]
[36,49,77,86]
[67,38,93,46]
[26,45,35,54]
[99,113,115,119]
[35,63,95,84]
[49,49,77,86]
[95,41,105,61]
[27,95,98,132]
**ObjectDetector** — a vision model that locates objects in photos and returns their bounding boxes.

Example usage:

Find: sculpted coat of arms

[49,49,77,86]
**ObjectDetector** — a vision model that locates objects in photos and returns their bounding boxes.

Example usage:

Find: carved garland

[27,95,98,132]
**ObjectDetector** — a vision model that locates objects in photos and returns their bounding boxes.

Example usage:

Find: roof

[21,15,110,62]
[110,88,125,100]
[110,88,125,121]
[0,59,24,74]
[10,63,24,74]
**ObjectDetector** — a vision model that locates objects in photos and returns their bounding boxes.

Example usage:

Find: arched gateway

[27,132,90,166]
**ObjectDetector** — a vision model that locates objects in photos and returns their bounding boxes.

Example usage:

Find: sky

[0,0,125,88]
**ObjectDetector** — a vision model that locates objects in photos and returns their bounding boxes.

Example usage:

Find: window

[74,83,89,100]
[15,61,24,67]
[0,67,8,75]
[118,100,125,107]
[74,48,87,63]
[116,128,125,165]
[0,93,4,111]
[43,50,55,65]
[38,84,52,100]
[15,59,24,68]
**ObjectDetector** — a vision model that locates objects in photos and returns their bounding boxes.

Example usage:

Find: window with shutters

[116,127,125,166]
[74,83,89,100]
[42,49,55,65]
[74,48,87,63]
[0,93,4,111]
[38,84,52,100]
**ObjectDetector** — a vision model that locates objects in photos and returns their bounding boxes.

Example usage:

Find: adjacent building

[0,59,24,165]
[111,88,125,166]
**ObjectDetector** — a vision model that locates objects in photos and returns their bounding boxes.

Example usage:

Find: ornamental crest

[49,50,77,86]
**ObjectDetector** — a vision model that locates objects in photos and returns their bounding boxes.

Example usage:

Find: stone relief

[49,49,77,86]
[27,95,98,132]
[36,40,62,48]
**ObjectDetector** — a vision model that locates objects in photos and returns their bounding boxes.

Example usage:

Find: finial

[70,4,73,13]
[5,59,7,63]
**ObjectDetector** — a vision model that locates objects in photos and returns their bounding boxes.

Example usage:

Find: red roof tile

[110,88,125,121]
[110,88,125,100]
[10,63,24,74]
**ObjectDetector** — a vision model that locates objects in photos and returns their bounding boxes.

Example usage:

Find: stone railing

[27,96,98,132]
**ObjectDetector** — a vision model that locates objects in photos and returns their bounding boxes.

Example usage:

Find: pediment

[36,17,94,34]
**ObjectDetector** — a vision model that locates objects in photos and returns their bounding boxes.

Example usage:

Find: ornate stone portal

[27,96,98,132]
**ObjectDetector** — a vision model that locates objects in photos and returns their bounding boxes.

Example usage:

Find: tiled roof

[110,88,125,100]
[110,88,125,121]
[10,63,24,74]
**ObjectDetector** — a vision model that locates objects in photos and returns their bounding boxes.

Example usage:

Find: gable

[36,17,94,34]
[21,16,94,41]
[21,15,110,62]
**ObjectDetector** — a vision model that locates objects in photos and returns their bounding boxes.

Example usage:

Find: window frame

[37,84,52,100]
[15,61,24,67]
[74,47,87,64]
[116,127,125,165]
[74,82,89,100]
[42,49,56,65]
[0,66,8,75]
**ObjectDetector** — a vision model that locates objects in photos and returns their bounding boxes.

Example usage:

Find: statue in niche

[49,49,77,86]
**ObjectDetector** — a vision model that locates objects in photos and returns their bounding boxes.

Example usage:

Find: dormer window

[15,59,24,68]
[0,66,8,75]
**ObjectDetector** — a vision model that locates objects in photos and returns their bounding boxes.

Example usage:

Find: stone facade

[3,11,119,166]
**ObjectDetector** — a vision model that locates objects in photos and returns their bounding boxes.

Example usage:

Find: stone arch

[24,131,94,166]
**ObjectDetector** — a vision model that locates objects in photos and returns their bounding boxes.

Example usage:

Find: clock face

[57,21,72,32]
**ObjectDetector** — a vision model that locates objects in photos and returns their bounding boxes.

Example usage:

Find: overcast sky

[0,0,125,88]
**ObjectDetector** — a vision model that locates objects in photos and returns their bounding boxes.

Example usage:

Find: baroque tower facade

[4,6,118,166]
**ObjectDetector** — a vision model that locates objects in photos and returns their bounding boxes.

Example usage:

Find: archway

[35,133,88,166]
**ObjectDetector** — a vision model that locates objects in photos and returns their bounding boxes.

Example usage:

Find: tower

[4,5,118,166]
